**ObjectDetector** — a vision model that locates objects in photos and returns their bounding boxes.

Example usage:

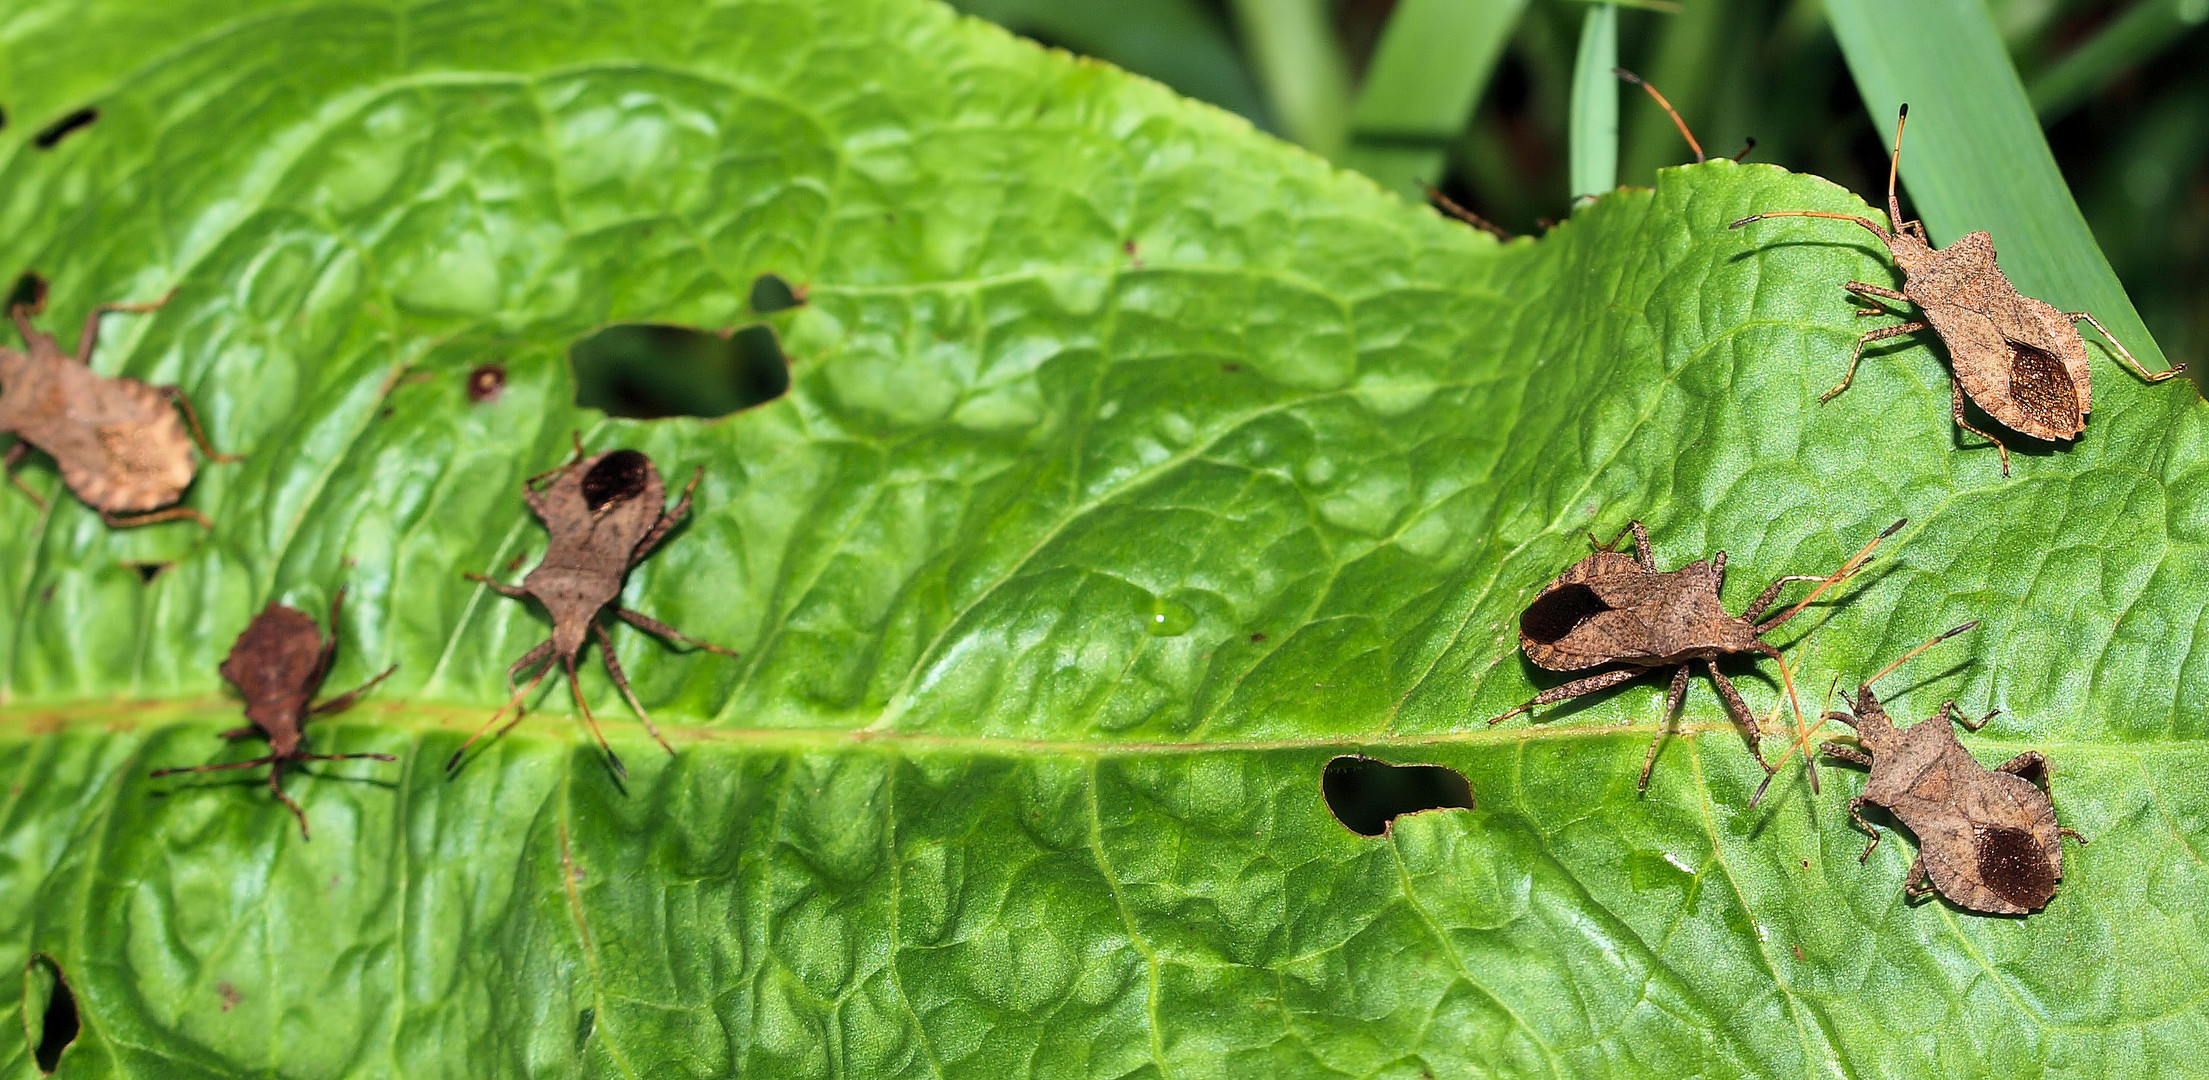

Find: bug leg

[1842,281,1908,303]
[1739,575,1828,621]
[464,571,533,602]
[1419,183,1510,240]
[1994,750,2051,788]
[1629,521,1652,568]
[74,291,175,363]
[1950,379,2012,475]
[524,436,588,489]
[217,726,256,740]
[150,754,278,777]
[594,621,675,758]
[267,765,311,840]
[1819,741,1872,768]
[504,639,557,702]
[308,664,398,716]
[1903,856,1934,900]
[156,386,241,463]
[630,466,704,566]
[1939,700,2001,732]
[445,651,555,772]
[1846,796,1881,862]
[4,442,46,510]
[566,653,626,779]
[1638,665,1692,793]
[2066,311,2186,382]
[1822,321,1929,403]
[2059,828,2088,846]
[1704,662,1775,775]
[1488,666,1653,726]
[613,607,739,657]
[101,506,212,529]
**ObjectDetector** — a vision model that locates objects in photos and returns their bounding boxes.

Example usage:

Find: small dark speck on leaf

[378,407,393,419]
[1222,363,1241,373]
[504,551,528,573]
[467,363,506,403]
[218,982,241,1011]
[32,107,97,149]
[1792,945,1805,962]
[1801,859,1810,869]
[1250,632,1266,643]
[1323,755,1474,836]
[37,584,54,605]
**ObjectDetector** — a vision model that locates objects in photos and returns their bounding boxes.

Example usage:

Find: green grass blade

[1227,0,1353,156]
[948,0,1273,128]
[2028,0,2209,122]
[1343,0,1532,200]
[1568,3,1620,200]
[1824,0,2192,381]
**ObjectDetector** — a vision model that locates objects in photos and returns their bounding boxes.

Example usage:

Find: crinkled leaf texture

[3,1,2207,1078]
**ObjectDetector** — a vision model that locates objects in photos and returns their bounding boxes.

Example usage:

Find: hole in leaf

[1321,755,1474,837]
[32,107,96,150]
[7,272,48,315]
[574,1006,596,1054]
[467,363,506,403]
[129,561,171,583]
[748,273,804,314]
[0,105,8,132]
[570,323,788,420]
[26,954,78,1074]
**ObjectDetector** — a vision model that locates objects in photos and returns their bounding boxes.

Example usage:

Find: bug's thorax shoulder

[1898,230,1999,304]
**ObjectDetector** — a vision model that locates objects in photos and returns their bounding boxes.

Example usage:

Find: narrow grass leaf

[1344,0,1532,199]
[1824,0,2192,383]
[1227,0,1353,156]
[1568,2,1620,199]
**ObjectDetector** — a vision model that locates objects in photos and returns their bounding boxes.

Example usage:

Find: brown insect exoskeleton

[149,587,398,838]
[1490,518,1903,792]
[450,437,737,776]
[1,289,240,526]
[1819,622,2085,914]
[1731,106,2187,475]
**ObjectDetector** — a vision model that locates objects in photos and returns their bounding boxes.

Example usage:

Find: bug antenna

[1886,105,1909,234]
[447,658,553,771]
[1616,68,1704,163]
[1864,620,1979,689]
[1756,519,1907,632]
[1732,136,1756,163]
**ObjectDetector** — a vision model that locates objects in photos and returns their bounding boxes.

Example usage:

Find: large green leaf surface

[4,1,2209,1077]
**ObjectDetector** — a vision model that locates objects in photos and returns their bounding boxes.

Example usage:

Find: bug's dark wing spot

[1975,824,2057,909]
[581,449,652,510]
[29,953,78,1074]
[1520,582,1613,644]
[2006,340,2083,432]
[1321,756,1474,836]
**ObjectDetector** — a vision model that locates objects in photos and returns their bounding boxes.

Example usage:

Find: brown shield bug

[1731,106,2187,475]
[1819,621,2085,914]
[1,289,239,526]
[149,586,398,838]
[450,437,737,776]
[1490,518,1902,792]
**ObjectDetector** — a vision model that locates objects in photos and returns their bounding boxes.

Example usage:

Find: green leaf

[4,1,2209,1077]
